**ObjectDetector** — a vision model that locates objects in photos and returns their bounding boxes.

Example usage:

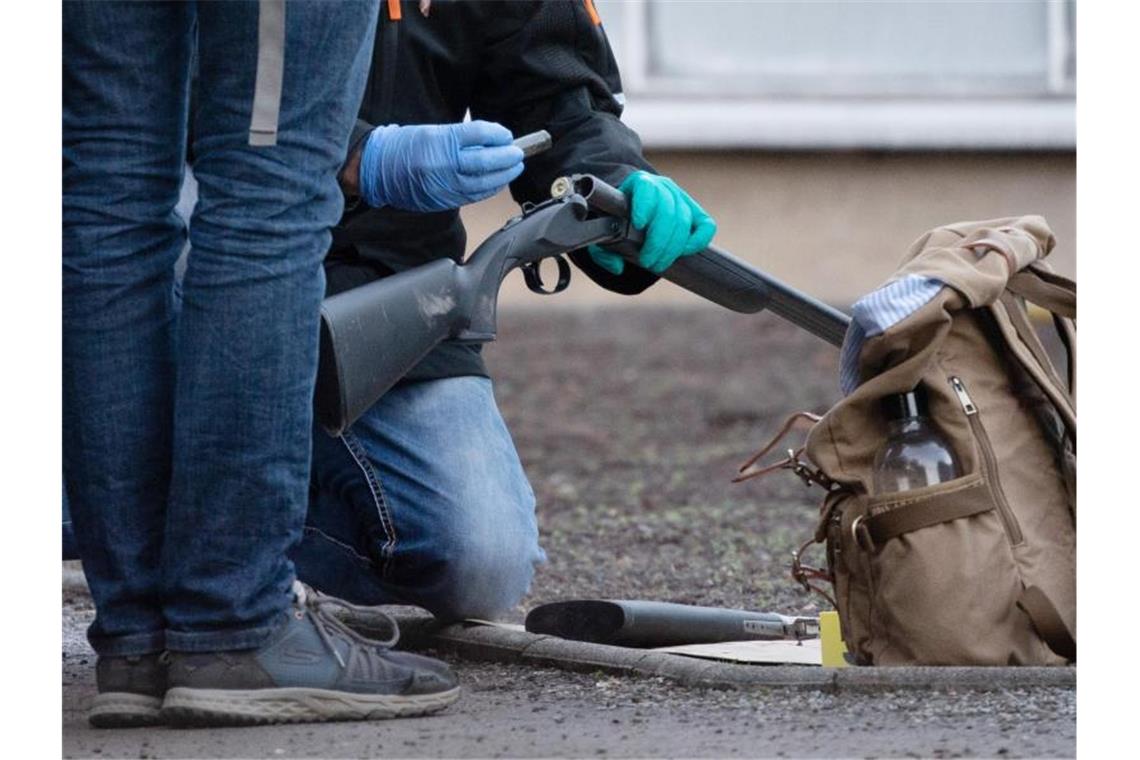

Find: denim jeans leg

[296,377,546,620]
[161,0,379,652]
[62,0,193,656]
[63,484,79,561]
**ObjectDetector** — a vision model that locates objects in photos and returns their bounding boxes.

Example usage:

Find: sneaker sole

[89,692,164,728]
[160,685,460,727]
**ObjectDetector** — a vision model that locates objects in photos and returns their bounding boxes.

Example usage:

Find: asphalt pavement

[64,595,1074,759]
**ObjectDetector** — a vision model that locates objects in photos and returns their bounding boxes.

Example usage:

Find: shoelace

[308,585,401,648]
[292,581,400,671]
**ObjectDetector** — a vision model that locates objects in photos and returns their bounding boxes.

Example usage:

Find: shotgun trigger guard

[522,256,571,295]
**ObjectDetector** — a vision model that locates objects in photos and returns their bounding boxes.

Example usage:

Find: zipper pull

[949,377,978,415]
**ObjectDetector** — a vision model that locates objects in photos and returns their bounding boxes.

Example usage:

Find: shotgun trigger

[522,256,572,295]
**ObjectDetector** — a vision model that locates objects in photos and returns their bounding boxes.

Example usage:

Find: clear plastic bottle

[872,387,961,494]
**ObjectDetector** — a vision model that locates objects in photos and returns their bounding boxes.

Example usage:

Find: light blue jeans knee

[293,375,545,620]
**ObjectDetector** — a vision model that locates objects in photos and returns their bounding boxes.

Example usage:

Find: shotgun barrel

[554,174,852,347]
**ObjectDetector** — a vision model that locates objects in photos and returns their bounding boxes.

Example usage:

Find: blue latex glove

[359,121,525,212]
[588,171,717,276]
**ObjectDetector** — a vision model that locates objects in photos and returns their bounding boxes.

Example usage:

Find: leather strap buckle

[735,412,831,489]
[850,514,877,553]
[790,535,837,609]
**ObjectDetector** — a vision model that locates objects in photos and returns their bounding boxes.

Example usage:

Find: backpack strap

[1007,263,1076,319]
[1054,311,1077,398]
[858,475,995,549]
[1017,585,1076,662]
[1000,292,1069,396]
[992,285,1077,513]
[1007,262,1077,398]
[989,260,1077,438]
[991,299,1076,436]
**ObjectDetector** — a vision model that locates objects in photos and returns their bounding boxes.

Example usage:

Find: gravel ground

[497,306,841,622]
[64,601,1074,759]
[62,306,1076,758]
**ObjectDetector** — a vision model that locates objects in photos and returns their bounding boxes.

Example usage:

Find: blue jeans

[293,377,546,621]
[64,375,546,619]
[63,0,378,656]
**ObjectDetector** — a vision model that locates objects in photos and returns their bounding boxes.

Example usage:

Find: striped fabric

[839,275,944,394]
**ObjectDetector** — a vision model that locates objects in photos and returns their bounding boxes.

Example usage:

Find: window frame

[603,0,1076,150]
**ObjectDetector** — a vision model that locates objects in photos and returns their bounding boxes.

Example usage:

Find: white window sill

[619,97,1075,151]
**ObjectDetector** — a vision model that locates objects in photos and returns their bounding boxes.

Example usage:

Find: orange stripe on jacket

[388,0,402,21]
[583,0,601,26]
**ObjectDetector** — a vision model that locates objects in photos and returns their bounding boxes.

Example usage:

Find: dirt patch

[485,305,841,621]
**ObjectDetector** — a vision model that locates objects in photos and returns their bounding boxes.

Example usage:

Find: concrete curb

[395,616,1076,692]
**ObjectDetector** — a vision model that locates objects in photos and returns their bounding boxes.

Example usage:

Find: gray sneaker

[161,582,459,726]
[89,652,167,728]
[306,587,401,642]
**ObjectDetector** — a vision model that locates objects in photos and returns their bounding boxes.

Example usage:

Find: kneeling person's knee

[425,492,544,621]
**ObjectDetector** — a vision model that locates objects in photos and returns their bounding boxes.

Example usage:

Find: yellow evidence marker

[820,611,849,668]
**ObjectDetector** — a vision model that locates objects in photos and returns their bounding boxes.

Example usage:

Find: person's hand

[588,171,717,275]
[358,121,525,212]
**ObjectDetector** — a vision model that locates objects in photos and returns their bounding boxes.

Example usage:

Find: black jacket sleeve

[349,118,375,155]
[469,0,658,295]
[339,118,377,214]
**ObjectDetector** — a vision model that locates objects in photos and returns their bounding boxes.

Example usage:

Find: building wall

[463,150,1076,309]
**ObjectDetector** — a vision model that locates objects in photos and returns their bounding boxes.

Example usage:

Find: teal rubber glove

[588,171,717,276]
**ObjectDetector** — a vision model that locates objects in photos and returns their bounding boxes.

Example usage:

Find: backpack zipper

[949,376,1023,545]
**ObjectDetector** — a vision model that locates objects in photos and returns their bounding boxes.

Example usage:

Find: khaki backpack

[739,216,1076,666]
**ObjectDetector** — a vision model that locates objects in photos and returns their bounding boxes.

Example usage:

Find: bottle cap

[882,387,928,421]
